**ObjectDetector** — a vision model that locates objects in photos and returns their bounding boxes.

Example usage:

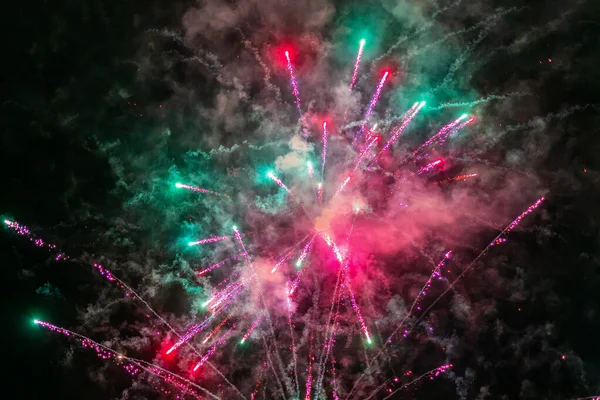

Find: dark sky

[2,0,600,399]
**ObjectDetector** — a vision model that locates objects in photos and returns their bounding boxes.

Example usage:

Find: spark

[188,235,231,246]
[175,182,231,200]
[349,39,366,89]
[241,316,262,344]
[355,71,390,143]
[284,50,307,136]
[321,122,329,177]
[267,171,294,196]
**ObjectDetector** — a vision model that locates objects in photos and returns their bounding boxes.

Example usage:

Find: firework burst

[5,12,551,400]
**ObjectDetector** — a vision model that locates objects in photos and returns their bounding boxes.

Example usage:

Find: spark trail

[379,101,426,154]
[349,39,365,89]
[284,50,307,136]
[267,171,294,197]
[241,316,262,344]
[321,122,328,177]
[34,320,219,400]
[175,182,232,200]
[347,197,546,398]
[354,71,389,143]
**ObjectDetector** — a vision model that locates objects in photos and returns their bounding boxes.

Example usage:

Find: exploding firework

[4,15,552,400]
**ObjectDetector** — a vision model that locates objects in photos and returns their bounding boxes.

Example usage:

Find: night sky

[2,0,600,399]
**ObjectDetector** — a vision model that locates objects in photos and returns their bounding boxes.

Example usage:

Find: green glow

[360,38,366,46]
[307,161,312,168]
[267,171,275,179]
[232,225,237,231]
[33,319,40,325]
[420,101,426,107]
[295,260,301,268]
[460,113,469,119]
[175,182,183,188]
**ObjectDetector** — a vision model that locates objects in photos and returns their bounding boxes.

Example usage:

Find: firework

[16,18,553,400]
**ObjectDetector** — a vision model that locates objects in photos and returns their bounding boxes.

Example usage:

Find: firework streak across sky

[4,6,566,400]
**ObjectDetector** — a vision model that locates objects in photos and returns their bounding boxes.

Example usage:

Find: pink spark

[349,39,365,89]
[355,72,389,143]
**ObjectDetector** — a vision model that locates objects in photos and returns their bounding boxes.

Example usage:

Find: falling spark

[267,171,294,197]
[491,196,545,246]
[284,50,307,136]
[166,315,213,354]
[355,71,390,143]
[412,114,469,157]
[193,329,232,371]
[434,173,478,184]
[241,316,262,344]
[349,39,366,89]
[307,161,314,178]
[34,320,218,400]
[416,159,442,175]
[175,182,231,200]
[321,122,329,177]
[317,182,324,204]
[379,101,426,154]
[198,257,239,276]
[188,235,231,246]
[332,176,351,200]
[3,219,68,260]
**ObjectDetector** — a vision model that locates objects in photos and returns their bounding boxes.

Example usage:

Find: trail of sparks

[166,315,213,354]
[193,328,233,371]
[331,176,351,200]
[295,235,315,268]
[354,72,389,143]
[241,316,262,344]
[378,364,453,400]
[188,235,231,246]
[434,173,478,184]
[284,50,307,136]
[379,101,426,154]
[305,332,315,400]
[285,282,300,395]
[3,219,68,260]
[317,182,323,204]
[412,114,469,157]
[348,197,546,398]
[345,280,371,344]
[491,196,545,246]
[8,219,243,398]
[353,135,379,171]
[198,256,239,276]
[321,122,328,177]
[267,171,294,196]
[234,226,293,396]
[364,364,453,400]
[175,182,232,200]
[416,159,442,175]
[202,315,231,344]
[34,320,217,400]
[349,39,365,89]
